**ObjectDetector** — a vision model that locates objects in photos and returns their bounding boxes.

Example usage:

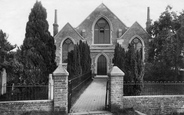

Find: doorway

[97,55,107,75]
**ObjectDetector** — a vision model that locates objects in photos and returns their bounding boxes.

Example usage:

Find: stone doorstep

[94,75,108,79]
[69,111,113,115]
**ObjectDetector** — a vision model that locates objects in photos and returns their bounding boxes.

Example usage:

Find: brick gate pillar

[53,64,69,113]
[109,66,124,112]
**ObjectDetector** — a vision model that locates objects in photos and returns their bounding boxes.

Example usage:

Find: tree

[113,43,126,72]
[78,40,91,74]
[0,30,23,84]
[21,1,56,84]
[147,6,184,81]
[0,30,16,71]
[67,40,91,79]
[177,12,184,68]
[113,44,144,95]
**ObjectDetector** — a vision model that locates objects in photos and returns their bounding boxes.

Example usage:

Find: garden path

[70,76,108,113]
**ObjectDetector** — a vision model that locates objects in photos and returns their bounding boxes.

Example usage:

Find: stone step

[69,110,113,115]
[94,75,108,80]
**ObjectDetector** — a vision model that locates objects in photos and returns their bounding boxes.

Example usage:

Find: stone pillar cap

[53,64,69,76]
[109,66,125,76]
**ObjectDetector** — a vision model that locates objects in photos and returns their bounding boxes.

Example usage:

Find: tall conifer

[21,1,56,84]
[113,43,144,95]
[67,40,91,79]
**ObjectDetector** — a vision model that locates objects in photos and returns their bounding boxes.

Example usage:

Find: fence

[105,78,109,110]
[68,71,92,111]
[0,84,50,101]
[124,81,184,96]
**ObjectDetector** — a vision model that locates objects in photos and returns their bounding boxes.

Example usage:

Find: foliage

[0,85,48,101]
[0,30,16,71]
[7,47,25,84]
[67,40,91,79]
[0,30,21,83]
[147,6,184,81]
[78,40,91,74]
[21,1,56,84]
[113,43,126,73]
[113,43,144,95]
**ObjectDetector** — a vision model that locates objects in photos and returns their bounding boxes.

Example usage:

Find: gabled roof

[94,3,127,27]
[54,23,84,58]
[119,21,150,40]
[77,3,127,30]
[55,22,84,40]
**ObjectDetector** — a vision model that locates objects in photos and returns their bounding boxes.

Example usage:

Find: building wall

[54,4,150,74]
[123,95,184,114]
[76,4,127,45]
[74,4,129,75]
[0,100,53,114]
[55,23,82,65]
[119,22,150,61]
[90,49,114,74]
[109,66,184,114]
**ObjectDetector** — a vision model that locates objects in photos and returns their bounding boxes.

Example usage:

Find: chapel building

[54,3,151,75]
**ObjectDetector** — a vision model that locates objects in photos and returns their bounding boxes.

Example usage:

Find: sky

[0,0,184,47]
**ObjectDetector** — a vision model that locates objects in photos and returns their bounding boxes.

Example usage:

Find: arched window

[131,37,143,52]
[62,38,74,63]
[94,18,110,44]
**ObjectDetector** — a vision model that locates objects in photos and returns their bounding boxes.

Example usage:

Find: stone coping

[53,64,69,75]
[69,110,113,115]
[109,66,125,76]
[0,100,52,104]
[124,95,184,98]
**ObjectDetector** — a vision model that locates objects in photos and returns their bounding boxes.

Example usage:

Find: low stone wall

[123,95,184,115]
[0,100,53,114]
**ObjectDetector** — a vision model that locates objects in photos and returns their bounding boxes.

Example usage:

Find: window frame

[62,38,74,63]
[92,16,112,46]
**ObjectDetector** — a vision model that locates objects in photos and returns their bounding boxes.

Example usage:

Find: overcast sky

[0,0,184,46]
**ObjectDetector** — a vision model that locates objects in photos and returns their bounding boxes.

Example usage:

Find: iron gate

[105,77,110,110]
[68,71,92,112]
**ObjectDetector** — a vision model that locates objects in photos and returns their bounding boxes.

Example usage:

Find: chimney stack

[147,7,150,21]
[146,7,151,32]
[53,9,58,36]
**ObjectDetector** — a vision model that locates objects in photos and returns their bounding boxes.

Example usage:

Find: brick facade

[58,68,184,114]
[123,95,184,114]
[54,3,150,75]
[0,100,53,114]
[109,66,124,112]
[109,66,184,114]
[53,64,69,112]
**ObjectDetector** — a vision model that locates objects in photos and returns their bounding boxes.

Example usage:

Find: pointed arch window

[94,18,110,44]
[131,37,143,59]
[62,38,74,63]
[131,38,143,51]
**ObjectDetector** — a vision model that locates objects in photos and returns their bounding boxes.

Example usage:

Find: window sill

[91,44,113,46]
